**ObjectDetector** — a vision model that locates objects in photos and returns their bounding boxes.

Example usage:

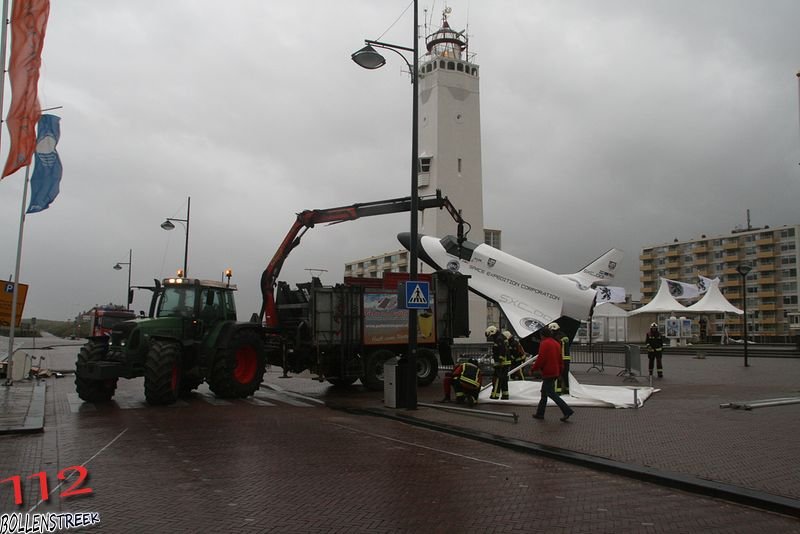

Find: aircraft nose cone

[397,232,441,270]
[397,232,412,251]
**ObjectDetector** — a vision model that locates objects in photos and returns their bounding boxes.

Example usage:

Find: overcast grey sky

[2,0,799,321]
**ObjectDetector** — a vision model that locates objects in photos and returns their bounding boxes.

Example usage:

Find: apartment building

[640,225,799,342]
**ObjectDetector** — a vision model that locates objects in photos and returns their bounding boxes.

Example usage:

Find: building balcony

[757,290,777,299]
[666,248,680,258]
[693,257,709,265]
[759,275,776,284]
[757,303,777,311]
[756,237,775,246]
[723,241,740,250]
[640,251,654,261]
[693,244,709,253]
[666,261,681,269]
[756,251,774,259]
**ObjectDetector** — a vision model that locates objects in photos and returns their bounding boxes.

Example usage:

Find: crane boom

[260,189,469,326]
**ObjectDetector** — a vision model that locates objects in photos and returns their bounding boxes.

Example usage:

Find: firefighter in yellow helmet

[504,330,526,380]
[451,358,482,406]
[646,322,664,378]
[485,325,510,400]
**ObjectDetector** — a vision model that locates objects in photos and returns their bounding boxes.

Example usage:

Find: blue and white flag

[26,114,62,214]
[697,276,717,294]
[595,285,627,304]
[665,278,701,299]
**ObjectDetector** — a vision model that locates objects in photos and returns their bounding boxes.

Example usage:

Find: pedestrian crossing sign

[401,281,430,310]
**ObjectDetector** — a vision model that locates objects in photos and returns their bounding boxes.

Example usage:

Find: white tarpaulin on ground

[477,373,658,408]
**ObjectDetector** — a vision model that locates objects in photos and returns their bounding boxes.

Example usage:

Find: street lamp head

[160,219,176,231]
[113,263,123,270]
[351,44,386,70]
[736,263,753,277]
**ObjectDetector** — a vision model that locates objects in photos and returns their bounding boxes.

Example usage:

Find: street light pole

[113,249,133,310]
[736,263,752,367]
[161,196,191,277]
[352,1,419,409]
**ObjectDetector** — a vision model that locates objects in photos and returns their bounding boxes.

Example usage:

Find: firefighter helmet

[650,322,658,328]
[485,325,498,337]
[502,330,513,340]
[547,322,560,331]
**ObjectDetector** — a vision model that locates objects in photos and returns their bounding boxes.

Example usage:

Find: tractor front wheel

[75,340,117,402]
[144,340,182,406]
[208,330,267,398]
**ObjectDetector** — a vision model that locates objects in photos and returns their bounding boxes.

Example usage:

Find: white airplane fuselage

[399,233,613,339]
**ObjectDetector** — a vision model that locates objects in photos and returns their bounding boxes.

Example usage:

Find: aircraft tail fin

[562,248,624,289]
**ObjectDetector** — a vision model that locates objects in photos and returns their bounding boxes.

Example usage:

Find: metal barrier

[618,345,641,382]
[570,343,607,372]
[570,343,643,378]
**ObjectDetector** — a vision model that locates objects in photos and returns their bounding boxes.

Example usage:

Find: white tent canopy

[685,278,743,315]
[628,278,688,316]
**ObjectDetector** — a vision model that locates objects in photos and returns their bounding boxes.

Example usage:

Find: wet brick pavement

[0,349,798,532]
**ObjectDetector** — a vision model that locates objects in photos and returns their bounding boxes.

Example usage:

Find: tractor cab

[155,278,238,325]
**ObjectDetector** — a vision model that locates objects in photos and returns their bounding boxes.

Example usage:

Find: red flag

[2,0,50,179]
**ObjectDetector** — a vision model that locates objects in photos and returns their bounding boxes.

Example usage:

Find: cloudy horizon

[1,0,799,322]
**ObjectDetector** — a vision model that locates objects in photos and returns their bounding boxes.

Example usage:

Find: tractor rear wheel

[208,330,267,398]
[75,340,117,402]
[144,340,182,405]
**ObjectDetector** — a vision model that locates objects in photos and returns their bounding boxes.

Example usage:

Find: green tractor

[75,277,271,405]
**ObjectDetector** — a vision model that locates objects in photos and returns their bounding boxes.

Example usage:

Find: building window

[418,157,432,173]
[780,228,796,238]
[456,62,464,72]
[447,61,455,70]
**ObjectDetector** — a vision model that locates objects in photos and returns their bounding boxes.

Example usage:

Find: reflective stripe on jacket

[457,362,481,388]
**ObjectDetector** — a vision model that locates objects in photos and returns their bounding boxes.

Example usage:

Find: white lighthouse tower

[417,8,486,340]
[417,8,483,240]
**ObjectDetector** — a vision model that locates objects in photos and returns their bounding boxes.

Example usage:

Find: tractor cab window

[157,287,196,318]
[224,291,237,320]
[200,288,225,322]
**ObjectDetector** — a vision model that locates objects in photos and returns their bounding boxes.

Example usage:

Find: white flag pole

[5,164,31,385]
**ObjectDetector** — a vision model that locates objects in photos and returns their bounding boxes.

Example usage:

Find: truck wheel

[209,330,267,398]
[75,340,117,402]
[416,348,439,387]
[361,349,394,391]
[144,340,182,406]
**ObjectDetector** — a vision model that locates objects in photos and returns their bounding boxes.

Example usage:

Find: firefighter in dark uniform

[504,330,526,380]
[645,322,664,378]
[452,359,482,406]
[486,325,510,400]
[550,322,571,395]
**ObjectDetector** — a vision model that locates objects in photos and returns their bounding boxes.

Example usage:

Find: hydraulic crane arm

[260,189,470,327]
